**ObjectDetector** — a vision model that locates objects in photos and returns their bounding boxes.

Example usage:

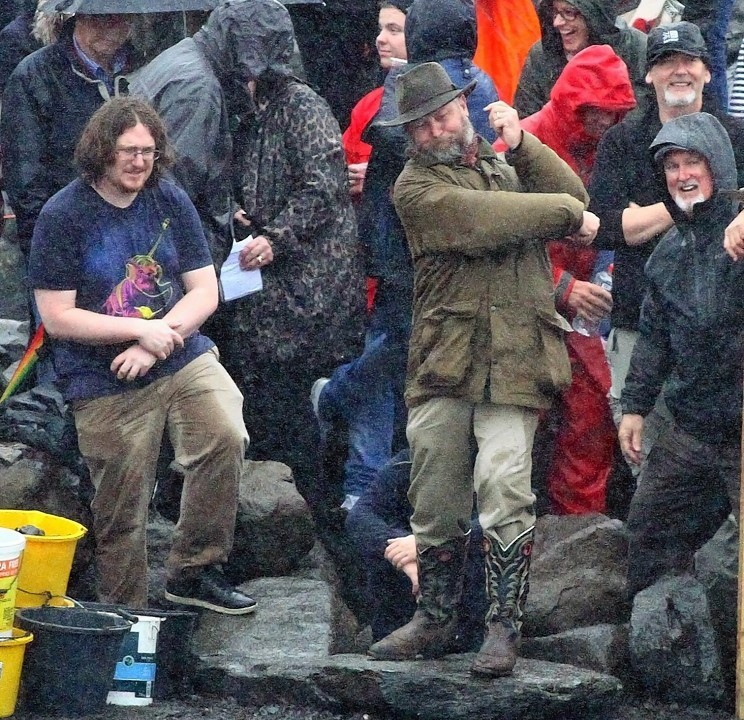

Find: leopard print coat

[226,77,365,374]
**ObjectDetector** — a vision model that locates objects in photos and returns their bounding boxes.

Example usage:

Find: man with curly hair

[27,96,254,614]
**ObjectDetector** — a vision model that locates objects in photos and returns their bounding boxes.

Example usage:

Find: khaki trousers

[406,398,538,550]
[73,350,248,606]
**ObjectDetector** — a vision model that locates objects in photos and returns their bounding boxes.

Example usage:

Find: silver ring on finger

[257,254,264,264]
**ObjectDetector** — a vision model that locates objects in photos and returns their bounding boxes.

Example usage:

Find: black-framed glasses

[552,5,581,21]
[115,147,161,160]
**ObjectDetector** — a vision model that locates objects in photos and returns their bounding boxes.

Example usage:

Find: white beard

[663,88,697,108]
[673,192,706,213]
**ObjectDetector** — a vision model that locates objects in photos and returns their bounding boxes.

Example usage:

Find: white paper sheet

[219,236,263,302]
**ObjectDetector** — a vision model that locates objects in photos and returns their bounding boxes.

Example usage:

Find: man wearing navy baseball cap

[644,20,709,71]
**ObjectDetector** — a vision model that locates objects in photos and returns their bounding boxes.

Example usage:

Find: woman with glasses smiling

[514,0,649,119]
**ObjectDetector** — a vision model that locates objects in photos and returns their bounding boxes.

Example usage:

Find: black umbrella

[38,0,323,13]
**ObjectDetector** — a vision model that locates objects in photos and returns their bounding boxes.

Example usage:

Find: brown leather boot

[367,536,468,661]
[471,526,534,677]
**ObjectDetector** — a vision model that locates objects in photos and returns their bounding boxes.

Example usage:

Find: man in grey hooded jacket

[130,0,305,269]
[619,112,743,682]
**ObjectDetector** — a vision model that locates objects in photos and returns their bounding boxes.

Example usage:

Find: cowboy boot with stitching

[367,535,469,661]
[471,526,534,677]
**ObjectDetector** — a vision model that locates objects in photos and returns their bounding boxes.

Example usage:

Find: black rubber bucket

[15,606,132,715]
[80,602,199,699]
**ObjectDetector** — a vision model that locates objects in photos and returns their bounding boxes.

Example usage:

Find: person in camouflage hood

[514,0,647,118]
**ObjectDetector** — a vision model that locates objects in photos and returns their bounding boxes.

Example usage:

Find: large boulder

[630,574,726,708]
[153,459,316,584]
[526,514,630,636]
[522,623,633,688]
[695,517,738,698]
[0,318,29,373]
[226,460,316,582]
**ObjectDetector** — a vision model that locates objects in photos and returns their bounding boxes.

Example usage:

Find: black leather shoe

[165,566,256,615]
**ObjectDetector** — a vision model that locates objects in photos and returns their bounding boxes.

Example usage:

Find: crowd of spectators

[0,0,742,683]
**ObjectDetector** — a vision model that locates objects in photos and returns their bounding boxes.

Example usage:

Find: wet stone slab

[195,652,623,720]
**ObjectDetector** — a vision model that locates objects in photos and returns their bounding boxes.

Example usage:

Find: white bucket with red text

[0,529,25,638]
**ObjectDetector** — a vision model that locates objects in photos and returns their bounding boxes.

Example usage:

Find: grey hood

[650,112,737,196]
[193,0,294,85]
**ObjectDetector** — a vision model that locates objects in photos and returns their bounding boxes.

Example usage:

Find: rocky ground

[12,694,738,720]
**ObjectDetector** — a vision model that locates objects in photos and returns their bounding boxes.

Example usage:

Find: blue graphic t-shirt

[28,178,215,401]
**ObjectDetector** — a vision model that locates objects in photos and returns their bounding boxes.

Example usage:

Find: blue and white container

[107,614,162,706]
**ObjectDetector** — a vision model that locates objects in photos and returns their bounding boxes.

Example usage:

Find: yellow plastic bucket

[0,511,87,607]
[0,628,33,717]
[0,529,25,636]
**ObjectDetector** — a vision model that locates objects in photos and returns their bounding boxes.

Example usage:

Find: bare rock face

[526,514,630,637]
[523,623,633,686]
[630,574,726,709]
[225,460,316,582]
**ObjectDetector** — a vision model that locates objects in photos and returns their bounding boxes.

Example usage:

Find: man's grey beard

[673,192,705,213]
[663,88,697,108]
[407,117,476,164]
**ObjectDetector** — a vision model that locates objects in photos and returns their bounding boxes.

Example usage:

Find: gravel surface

[12,695,738,720]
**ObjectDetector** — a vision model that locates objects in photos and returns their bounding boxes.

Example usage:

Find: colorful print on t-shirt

[102,218,174,318]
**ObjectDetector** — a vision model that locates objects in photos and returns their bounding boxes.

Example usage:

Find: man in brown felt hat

[366,61,600,675]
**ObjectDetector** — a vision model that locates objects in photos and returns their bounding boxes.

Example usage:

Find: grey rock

[522,623,634,686]
[0,441,25,465]
[195,651,623,719]
[0,233,27,323]
[195,577,333,663]
[2,359,20,387]
[630,574,725,708]
[0,442,94,594]
[695,517,738,694]
[526,514,630,636]
[0,443,84,516]
[192,577,622,719]
[0,318,29,361]
[150,459,316,584]
[296,541,365,654]
[227,461,316,582]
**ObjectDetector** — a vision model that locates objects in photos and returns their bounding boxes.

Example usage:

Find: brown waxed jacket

[394,132,588,410]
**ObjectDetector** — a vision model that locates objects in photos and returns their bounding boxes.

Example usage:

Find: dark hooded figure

[129,9,233,267]
[208,0,365,508]
[619,112,744,686]
[514,0,647,118]
[0,0,41,96]
[130,0,306,266]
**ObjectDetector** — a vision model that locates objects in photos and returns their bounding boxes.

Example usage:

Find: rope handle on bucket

[28,591,85,608]
[37,595,138,624]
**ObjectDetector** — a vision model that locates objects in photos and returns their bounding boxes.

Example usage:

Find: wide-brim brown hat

[377,61,476,127]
